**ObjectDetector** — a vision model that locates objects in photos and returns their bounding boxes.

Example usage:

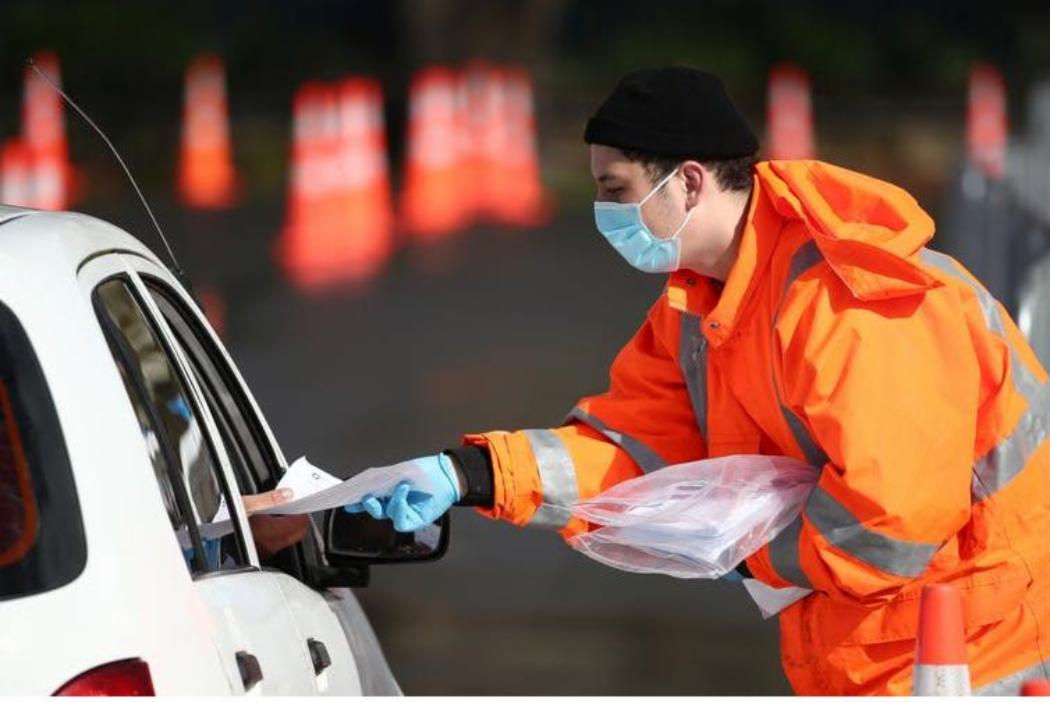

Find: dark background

[4,0,1050,694]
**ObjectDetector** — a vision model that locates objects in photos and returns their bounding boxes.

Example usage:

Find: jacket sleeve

[744,273,978,605]
[463,295,706,540]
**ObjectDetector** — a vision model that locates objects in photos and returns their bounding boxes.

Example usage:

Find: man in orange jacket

[346,67,1050,695]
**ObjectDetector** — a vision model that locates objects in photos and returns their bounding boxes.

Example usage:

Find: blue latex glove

[344,454,461,532]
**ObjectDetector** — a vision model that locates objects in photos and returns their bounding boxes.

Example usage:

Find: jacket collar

[666,174,782,348]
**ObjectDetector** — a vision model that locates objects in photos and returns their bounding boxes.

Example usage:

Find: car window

[0,302,85,601]
[145,282,282,493]
[93,278,248,574]
[144,279,320,578]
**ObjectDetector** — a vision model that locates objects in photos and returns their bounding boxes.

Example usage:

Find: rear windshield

[0,301,85,601]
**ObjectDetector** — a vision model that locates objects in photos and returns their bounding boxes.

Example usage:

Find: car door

[121,254,363,695]
[78,254,319,695]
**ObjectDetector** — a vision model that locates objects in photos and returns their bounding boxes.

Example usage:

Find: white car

[0,205,446,695]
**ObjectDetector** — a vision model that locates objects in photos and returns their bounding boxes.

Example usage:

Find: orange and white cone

[913,584,971,695]
[22,51,71,210]
[277,82,342,289]
[461,60,502,222]
[1023,679,1050,695]
[967,64,1008,180]
[489,66,551,228]
[331,76,394,282]
[399,66,469,241]
[177,53,238,208]
[0,140,34,208]
[766,64,816,161]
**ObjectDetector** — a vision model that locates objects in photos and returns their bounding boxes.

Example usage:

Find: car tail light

[54,659,155,696]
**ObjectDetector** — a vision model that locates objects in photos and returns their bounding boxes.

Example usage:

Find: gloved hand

[343,454,462,532]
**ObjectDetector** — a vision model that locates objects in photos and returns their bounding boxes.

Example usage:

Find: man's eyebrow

[596,174,620,184]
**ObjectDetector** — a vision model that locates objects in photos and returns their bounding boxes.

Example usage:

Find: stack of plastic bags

[568,454,818,580]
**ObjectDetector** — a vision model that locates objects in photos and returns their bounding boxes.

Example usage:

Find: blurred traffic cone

[766,64,816,161]
[0,140,34,207]
[460,60,501,221]
[278,82,342,289]
[399,67,470,241]
[22,51,71,210]
[331,77,394,281]
[913,584,971,695]
[968,64,1008,180]
[491,67,551,228]
[178,54,238,208]
[1023,680,1050,695]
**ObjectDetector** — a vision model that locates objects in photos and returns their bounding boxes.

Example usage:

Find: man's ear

[680,160,705,207]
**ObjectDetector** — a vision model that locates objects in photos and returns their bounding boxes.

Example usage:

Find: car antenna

[25,57,189,285]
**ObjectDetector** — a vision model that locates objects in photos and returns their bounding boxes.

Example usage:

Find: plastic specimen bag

[567,454,818,580]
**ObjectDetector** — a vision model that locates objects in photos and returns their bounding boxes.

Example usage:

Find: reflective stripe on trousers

[522,429,580,529]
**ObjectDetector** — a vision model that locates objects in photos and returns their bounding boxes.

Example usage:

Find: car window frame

[125,258,327,584]
[91,280,218,571]
[145,281,277,494]
[120,268,264,570]
[79,252,262,572]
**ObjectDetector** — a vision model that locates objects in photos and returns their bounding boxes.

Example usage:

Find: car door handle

[235,650,263,691]
[307,638,331,675]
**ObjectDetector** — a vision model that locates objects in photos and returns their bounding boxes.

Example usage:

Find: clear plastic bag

[567,454,818,579]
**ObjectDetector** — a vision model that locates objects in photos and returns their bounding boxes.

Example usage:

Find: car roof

[0,205,165,276]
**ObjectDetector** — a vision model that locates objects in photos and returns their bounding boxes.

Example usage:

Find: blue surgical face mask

[594,167,695,274]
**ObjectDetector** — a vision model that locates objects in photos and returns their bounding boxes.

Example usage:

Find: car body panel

[0,207,391,695]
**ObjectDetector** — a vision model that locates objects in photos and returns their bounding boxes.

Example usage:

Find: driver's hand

[243,489,310,558]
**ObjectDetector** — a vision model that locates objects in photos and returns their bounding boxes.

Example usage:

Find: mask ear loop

[638,166,681,207]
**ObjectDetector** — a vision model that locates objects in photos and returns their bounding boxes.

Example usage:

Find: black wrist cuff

[444,445,494,508]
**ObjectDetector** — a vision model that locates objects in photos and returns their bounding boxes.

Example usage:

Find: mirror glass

[324,509,449,565]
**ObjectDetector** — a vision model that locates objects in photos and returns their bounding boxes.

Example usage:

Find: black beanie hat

[584,67,759,159]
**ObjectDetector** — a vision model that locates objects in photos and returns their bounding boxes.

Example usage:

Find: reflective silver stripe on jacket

[678,312,709,441]
[975,659,1050,696]
[768,241,938,584]
[773,240,829,468]
[523,429,580,529]
[920,249,1050,499]
[768,512,813,589]
[805,486,939,577]
[564,406,667,473]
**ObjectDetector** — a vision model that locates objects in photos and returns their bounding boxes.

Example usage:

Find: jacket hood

[756,160,940,300]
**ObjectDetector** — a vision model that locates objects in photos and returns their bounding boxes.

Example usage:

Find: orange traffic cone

[460,60,499,221]
[22,51,71,210]
[913,584,971,695]
[766,64,816,161]
[399,66,470,241]
[1023,680,1050,695]
[332,76,394,280]
[968,64,1008,180]
[489,66,550,228]
[278,82,341,289]
[0,140,34,207]
[279,79,393,291]
[178,54,238,208]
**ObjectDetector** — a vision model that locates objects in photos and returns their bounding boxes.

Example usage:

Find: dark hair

[620,148,756,193]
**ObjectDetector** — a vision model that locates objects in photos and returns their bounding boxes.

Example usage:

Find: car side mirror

[322,508,450,567]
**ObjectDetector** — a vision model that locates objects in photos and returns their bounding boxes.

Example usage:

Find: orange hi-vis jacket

[464,160,1050,695]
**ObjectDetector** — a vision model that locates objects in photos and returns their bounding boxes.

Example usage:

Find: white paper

[180,456,358,546]
[741,578,812,619]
